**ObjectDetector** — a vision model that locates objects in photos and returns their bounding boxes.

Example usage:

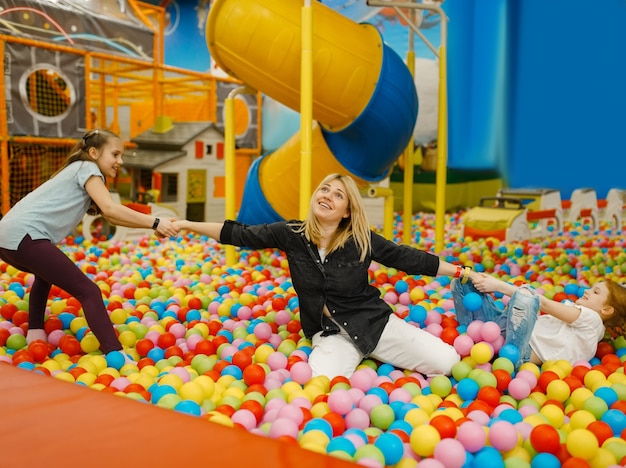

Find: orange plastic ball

[530,424,561,454]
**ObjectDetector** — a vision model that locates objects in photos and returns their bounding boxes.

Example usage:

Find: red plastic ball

[537,370,560,393]
[530,424,561,454]
[194,339,216,356]
[477,386,501,408]
[157,332,176,349]
[429,414,457,439]
[0,303,17,320]
[586,421,613,446]
[323,412,346,436]
[440,327,460,345]
[242,364,266,386]
[11,310,29,327]
[135,338,155,357]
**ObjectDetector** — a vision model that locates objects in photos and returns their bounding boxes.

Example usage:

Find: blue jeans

[451,279,539,367]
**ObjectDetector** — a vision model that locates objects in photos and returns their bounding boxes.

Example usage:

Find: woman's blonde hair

[294,173,371,262]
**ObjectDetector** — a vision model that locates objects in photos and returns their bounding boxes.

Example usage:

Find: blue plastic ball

[531,452,561,468]
[409,305,427,324]
[106,350,125,370]
[327,436,357,456]
[175,400,202,416]
[498,343,520,365]
[374,432,404,466]
[462,292,482,312]
[601,409,626,436]
[457,377,480,401]
[303,418,333,439]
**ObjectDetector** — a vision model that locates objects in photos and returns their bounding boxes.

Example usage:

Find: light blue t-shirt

[0,161,104,249]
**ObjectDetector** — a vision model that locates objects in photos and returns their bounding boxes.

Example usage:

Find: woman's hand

[155,217,180,238]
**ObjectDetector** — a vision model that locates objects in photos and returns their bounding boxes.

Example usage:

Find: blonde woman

[176,173,474,378]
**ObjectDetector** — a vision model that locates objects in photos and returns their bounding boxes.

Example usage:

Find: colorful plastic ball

[470,342,494,365]
[508,377,532,400]
[480,321,501,342]
[303,418,333,439]
[374,432,404,466]
[269,417,299,439]
[105,350,126,370]
[498,343,520,364]
[409,305,427,325]
[529,423,561,454]
[456,420,486,453]
[409,424,441,457]
[326,436,357,457]
[290,361,312,385]
[601,408,626,436]
[530,452,561,468]
[462,292,482,312]
[472,446,503,468]
[565,428,599,461]
[433,437,466,468]
[327,389,354,416]
[456,377,480,401]
[175,400,202,416]
[369,404,395,430]
[453,334,474,356]
[429,375,452,398]
[353,443,385,465]
[487,420,518,452]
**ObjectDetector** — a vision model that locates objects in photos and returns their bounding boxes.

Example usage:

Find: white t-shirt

[0,161,103,249]
[530,303,605,363]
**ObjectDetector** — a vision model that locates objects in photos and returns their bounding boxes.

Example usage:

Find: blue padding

[321,43,418,181]
[236,156,283,225]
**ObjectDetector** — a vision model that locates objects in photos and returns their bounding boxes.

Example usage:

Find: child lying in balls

[452,274,626,368]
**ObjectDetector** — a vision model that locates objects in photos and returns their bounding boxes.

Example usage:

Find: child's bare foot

[26,329,48,344]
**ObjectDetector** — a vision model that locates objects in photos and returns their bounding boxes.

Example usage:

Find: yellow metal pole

[0,39,8,216]
[403,48,415,246]
[434,45,448,253]
[299,1,313,219]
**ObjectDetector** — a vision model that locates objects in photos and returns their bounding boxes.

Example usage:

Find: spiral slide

[206,0,418,224]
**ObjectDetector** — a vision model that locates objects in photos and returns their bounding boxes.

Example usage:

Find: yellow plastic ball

[470,342,494,365]
[410,424,441,457]
[79,334,101,353]
[178,381,205,404]
[566,428,598,461]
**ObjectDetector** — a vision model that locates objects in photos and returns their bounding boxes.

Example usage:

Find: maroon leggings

[0,235,121,353]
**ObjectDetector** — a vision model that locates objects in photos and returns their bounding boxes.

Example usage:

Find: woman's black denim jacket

[220,220,440,356]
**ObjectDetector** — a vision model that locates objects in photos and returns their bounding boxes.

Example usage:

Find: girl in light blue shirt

[0,129,179,355]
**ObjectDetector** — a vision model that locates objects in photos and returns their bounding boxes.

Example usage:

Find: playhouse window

[161,173,178,202]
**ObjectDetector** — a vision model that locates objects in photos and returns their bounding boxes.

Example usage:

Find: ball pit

[1,214,626,467]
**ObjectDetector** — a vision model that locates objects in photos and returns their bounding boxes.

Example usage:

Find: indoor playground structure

[2,1,626,467]
[463,187,625,243]
[207,0,417,224]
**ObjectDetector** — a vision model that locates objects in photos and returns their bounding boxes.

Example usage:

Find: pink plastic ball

[328,389,355,415]
[425,310,442,325]
[232,409,257,430]
[384,291,398,304]
[425,323,443,337]
[266,352,288,370]
[453,334,475,356]
[290,361,312,385]
[480,321,501,342]
[466,321,483,342]
[268,417,299,439]
[277,404,304,426]
[254,322,272,340]
[507,377,532,400]
[274,310,291,325]
[237,306,253,320]
[433,438,466,468]
[345,408,370,430]
[456,420,486,452]
[488,420,518,452]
